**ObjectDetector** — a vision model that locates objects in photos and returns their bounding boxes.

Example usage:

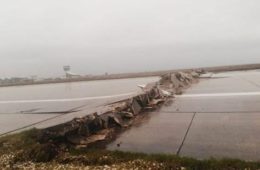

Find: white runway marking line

[176,92,260,98]
[0,92,135,104]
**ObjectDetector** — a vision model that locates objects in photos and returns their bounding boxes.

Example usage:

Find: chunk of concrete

[87,115,105,133]
[85,129,113,145]
[119,111,134,119]
[131,98,142,115]
[191,71,200,78]
[149,99,165,106]
[67,129,113,146]
[108,115,123,127]
[159,89,173,97]
[78,121,90,136]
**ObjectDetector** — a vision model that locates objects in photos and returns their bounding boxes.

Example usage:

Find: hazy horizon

[1,0,260,78]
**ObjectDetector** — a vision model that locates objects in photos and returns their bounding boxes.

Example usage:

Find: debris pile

[38,86,169,148]
[35,71,200,159]
[159,71,200,94]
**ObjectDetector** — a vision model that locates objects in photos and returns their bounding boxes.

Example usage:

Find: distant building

[63,65,80,78]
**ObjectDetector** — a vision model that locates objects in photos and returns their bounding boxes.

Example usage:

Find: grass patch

[0,129,39,155]
[1,130,260,169]
[67,149,260,170]
[0,129,58,162]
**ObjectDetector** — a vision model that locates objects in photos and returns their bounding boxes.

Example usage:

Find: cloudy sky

[0,0,260,77]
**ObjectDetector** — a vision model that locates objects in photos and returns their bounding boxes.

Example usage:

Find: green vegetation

[0,129,260,169]
[66,149,260,170]
[0,128,39,155]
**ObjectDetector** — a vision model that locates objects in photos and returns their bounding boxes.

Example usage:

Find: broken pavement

[36,71,201,157]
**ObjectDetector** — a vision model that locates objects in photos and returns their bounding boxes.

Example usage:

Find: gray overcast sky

[1,0,260,77]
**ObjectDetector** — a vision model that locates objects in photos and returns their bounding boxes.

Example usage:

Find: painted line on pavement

[0,92,135,104]
[176,92,260,98]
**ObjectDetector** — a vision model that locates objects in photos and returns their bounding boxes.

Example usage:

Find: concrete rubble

[159,71,199,94]
[37,71,201,150]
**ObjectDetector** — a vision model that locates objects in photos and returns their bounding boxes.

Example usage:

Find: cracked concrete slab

[108,70,260,161]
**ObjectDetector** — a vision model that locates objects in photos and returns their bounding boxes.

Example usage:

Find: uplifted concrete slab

[108,70,260,161]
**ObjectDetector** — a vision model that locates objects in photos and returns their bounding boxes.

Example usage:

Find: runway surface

[108,70,260,161]
[0,77,158,135]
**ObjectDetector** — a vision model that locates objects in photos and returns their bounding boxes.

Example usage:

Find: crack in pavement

[176,112,197,156]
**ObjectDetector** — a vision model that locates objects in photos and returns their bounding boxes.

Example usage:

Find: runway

[0,77,158,135]
[108,70,260,161]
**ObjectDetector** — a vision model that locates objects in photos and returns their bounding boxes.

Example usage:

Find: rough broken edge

[37,71,201,150]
